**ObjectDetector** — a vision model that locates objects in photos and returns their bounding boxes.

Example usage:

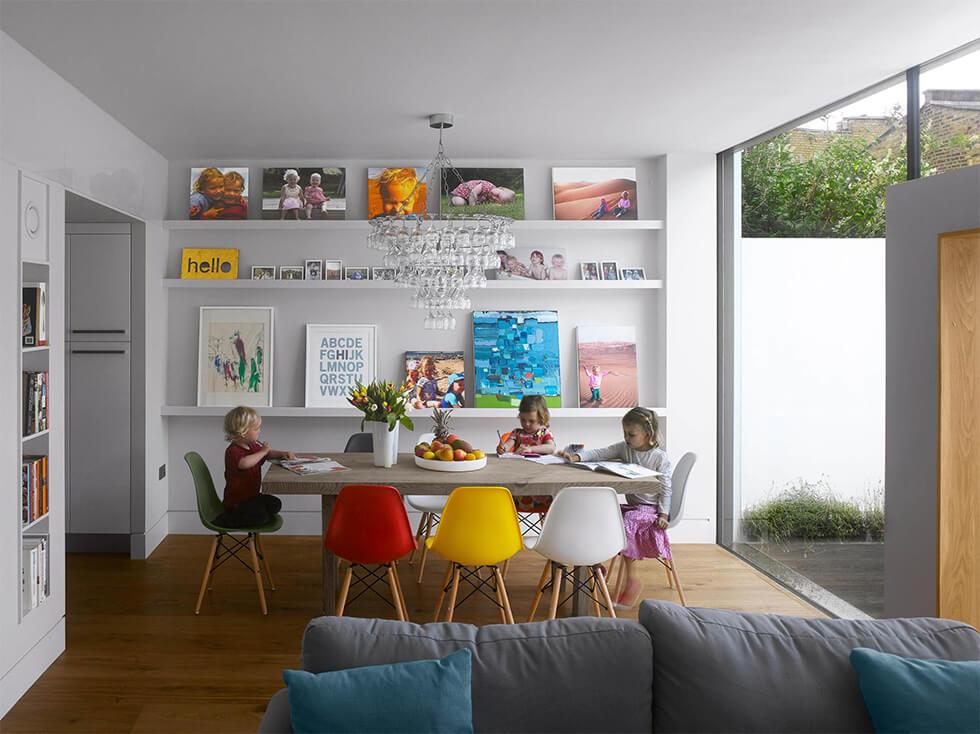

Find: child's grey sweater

[577,443,673,512]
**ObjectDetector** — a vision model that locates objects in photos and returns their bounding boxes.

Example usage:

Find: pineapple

[431,406,454,442]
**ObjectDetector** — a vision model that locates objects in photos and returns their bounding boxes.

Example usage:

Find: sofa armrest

[257,688,291,733]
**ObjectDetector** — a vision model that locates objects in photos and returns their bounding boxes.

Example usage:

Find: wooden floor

[3,536,822,733]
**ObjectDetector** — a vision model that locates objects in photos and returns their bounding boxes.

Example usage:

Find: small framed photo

[372,267,396,281]
[580,262,600,281]
[345,266,370,281]
[620,266,646,281]
[600,261,620,281]
[324,260,343,281]
[251,266,277,280]
[305,259,323,281]
[279,265,305,280]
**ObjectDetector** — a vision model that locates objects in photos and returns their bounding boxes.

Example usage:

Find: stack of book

[21,535,48,613]
[22,454,48,526]
[22,371,48,436]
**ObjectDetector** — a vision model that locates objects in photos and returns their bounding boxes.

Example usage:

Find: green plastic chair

[184,451,283,615]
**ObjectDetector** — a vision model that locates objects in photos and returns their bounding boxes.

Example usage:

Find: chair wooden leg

[445,565,461,622]
[247,534,268,615]
[547,564,562,620]
[255,534,276,591]
[387,564,406,621]
[667,559,687,606]
[502,557,510,580]
[417,516,433,584]
[589,569,602,617]
[336,563,354,616]
[195,536,219,614]
[433,563,453,622]
[595,564,617,618]
[665,562,674,589]
[493,569,508,624]
[392,561,410,620]
[409,512,428,565]
[527,560,552,622]
[494,566,515,624]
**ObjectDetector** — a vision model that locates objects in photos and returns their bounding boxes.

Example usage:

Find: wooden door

[938,227,980,626]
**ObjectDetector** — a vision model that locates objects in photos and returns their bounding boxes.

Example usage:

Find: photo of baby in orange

[367,167,427,219]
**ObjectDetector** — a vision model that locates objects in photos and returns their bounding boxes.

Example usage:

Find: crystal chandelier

[366,113,515,330]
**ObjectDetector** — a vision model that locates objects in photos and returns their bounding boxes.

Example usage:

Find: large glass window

[728,80,905,618]
[920,47,980,176]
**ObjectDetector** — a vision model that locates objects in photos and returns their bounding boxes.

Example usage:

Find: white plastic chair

[405,433,449,583]
[526,486,625,621]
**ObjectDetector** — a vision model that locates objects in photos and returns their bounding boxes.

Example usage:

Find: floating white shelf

[21,259,50,266]
[22,514,48,533]
[22,346,50,353]
[164,219,663,231]
[163,278,662,290]
[162,406,664,419]
[21,429,49,442]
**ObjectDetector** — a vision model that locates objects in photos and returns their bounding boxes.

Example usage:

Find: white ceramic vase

[370,421,400,468]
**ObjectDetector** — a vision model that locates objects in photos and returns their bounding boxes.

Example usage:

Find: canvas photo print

[576,325,638,408]
[473,310,561,409]
[496,247,569,281]
[189,166,249,220]
[552,167,637,221]
[261,167,346,220]
[367,167,427,219]
[440,167,525,219]
[404,351,465,409]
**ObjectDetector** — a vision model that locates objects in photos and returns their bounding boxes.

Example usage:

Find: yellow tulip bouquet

[347,379,415,432]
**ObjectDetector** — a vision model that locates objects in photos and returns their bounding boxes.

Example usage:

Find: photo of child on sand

[440,167,524,219]
[261,167,346,220]
[576,325,638,408]
[552,167,638,221]
[368,167,427,219]
[404,351,465,409]
[189,166,249,220]
[495,247,569,281]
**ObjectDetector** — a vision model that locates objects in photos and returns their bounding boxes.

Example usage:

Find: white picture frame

[279,265,304,280]
[251,266,277,280]
[198,306,274,407]
[372,267,396,281]
[600,261,620,281]
[324,260,343,281]
[580,262,600,281]
[344,266,370,282]
[305,259,323,281]
[620,266,646,281]
[305,324,378,407]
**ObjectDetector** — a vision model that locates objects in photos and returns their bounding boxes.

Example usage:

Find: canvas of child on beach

[575,325,638,408]
[552,167,638,221]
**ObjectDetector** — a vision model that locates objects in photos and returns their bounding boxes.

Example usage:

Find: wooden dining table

[262,453,661,616]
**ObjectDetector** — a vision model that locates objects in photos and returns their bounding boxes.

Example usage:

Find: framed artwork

[197,306,273,407]
[251,266,276,280]
[345,266,370,281]
[551,167,637,221]
[305,324,378,407]
[404,351,465,409]
[372,267,396,281]
[620,267,646,281]
[305,259,323,281]
[367,167,427,219]
[440,167,525,219]
[189,166,249,220]
[472,310,561,409]
[576,325,638,408]
[261,167,346,220]
[580,262,600,281]
[324,260,343,281]
[280,265,304,280]
[600,261,620,281]
[496,247,569,281]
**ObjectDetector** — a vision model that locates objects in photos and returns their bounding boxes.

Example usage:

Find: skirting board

[0,617,65,719]
[130,512,169,560]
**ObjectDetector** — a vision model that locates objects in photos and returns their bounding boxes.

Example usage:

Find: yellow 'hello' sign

[180,248,239,279]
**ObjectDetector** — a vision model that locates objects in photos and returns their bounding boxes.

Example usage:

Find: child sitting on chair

[219,406,295,528]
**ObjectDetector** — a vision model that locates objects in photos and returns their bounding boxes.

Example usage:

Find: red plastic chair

[325,484,417,620]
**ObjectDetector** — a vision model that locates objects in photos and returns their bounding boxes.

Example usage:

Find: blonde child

[584,364,617,404]
[560,407,672,608]
[189,167,224,219]
[219,407,295,528]
[217,171,248,219]
[529,250,547,280]
[547,253,568,280]
[304,172,330,219]
[497,395,557,513]
[378,167,421,216]
[612,190,632,218]
[279,169,304,220]
[413,356,441,408]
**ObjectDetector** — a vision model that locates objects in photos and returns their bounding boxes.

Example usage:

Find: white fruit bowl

[414,455,488,472]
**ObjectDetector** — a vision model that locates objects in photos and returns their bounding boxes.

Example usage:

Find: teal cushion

[850,647,980,733]
[282,648,473,734]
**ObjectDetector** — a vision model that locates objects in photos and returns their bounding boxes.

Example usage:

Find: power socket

[158,464,166,480]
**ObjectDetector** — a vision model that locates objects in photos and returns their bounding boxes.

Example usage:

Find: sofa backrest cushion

[300,616,652,733]
[639,601,980,733]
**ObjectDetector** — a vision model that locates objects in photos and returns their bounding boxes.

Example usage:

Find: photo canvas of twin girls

[552,167,638,221]
[440,167,525,219]
[404,351,465,409]
[261,167,347,220]
[575,325,638,408]
[368,167,427,219]
[189,167,249,220]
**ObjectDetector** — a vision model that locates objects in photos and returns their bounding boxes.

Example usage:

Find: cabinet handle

[71,329,126,334]
[70,349,126,354]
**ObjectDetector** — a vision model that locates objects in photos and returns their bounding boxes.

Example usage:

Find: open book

[569,461,662,479]
[273,456,350,475]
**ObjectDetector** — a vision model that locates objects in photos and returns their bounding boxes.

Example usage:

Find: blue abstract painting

[472,310,561,408]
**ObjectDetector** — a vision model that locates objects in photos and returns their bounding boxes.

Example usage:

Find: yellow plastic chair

[428,486,523,624]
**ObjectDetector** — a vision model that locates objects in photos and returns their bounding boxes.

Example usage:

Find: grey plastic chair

[344,432,373,453]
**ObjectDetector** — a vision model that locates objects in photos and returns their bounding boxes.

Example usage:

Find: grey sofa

[259,600,980,733]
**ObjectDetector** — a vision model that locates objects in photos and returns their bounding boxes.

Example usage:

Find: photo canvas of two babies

[189,167,250,220]
[261,167,347,220]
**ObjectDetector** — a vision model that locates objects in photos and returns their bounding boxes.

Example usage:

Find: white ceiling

[2,0,978,161]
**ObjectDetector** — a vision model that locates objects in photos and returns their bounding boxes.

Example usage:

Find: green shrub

[742,479,884,542]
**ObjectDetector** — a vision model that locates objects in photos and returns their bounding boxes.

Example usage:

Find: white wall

[738,238,885,509]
